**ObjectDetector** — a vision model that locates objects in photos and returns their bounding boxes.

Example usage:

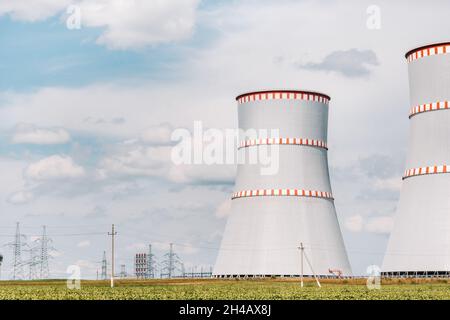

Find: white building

[213,90,351,277]
[383,42,450,277]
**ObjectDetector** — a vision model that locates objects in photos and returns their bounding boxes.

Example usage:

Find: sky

[0,0,449,279]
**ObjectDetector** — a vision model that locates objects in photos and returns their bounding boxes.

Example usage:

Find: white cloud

[7,190,34,204]
[0,0,70,22]
[98,145,171,179]
[365,216,394,234]
[98,139,235,186]
[298,49,379,78]
[25,155,85,181]
[140,123,174,145]
[215,199,232,219]
[78,0,200,49]
[12,123,70,145]
[345,214,364,233]
[77,240,91,248]
[0,0,199,49]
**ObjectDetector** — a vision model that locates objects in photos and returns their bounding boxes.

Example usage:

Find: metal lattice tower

[24,245,40,280]
[147,244,156,279]
[120,264,127,278]
[101,251,107,280]
[39,226,50,279]
[161,243,182,278]
[12,222,24,280]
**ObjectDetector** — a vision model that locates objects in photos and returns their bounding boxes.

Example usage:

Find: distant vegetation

[0,278,449,300]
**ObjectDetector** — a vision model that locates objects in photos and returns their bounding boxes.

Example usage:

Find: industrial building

[213,90,352,277]
[382,42,450,277]
[135,253,148,279]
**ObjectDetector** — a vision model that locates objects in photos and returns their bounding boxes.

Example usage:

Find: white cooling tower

[213,90,351,277]
[382,42,450,277]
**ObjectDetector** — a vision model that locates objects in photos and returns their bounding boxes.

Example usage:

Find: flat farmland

[0,278,449,300]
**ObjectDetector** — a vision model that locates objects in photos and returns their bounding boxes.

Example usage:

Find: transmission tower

[147,244,156,279]
[101,251,107,280]
[24,245,40,280]
[161,243,182,278]
[38,226,51,279]
[11,222,25,280]
[120,264,127,278]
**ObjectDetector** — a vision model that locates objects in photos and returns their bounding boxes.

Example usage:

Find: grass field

[0,278,449,300]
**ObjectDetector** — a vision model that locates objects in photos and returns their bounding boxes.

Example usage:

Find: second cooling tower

[213,90,351,277]
[383,42,450,276]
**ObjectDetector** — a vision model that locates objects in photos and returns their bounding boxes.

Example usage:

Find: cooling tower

[213,90,351,277]
[382,42,450,277]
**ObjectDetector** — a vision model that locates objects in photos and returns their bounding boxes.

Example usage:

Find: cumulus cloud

[140,123,174,145]
[298,49,379,78]
[25,155,85,181]
[0,0,200,49]
[7,190,34,204]
[98,145,171,179]
[98,138,235,186]
[12,123,70,145]
[0,0,70,22]
[78,0,200,49]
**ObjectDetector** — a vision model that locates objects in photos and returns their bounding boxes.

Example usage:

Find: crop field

[0,278,449,300]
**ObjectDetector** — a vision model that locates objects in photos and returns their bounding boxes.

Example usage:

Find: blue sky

[0,0,449,279]
[0,15,192,91]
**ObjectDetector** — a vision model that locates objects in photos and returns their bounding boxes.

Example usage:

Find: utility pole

[108,224,117,288]
[0,254,3,280]
[298,242,321,288]
[299,243,304,287]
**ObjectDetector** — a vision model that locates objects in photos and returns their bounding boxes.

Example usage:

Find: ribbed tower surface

[213,90,351,277]
[382,42,450,276]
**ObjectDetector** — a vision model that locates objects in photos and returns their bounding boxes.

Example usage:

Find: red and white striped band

[236,91,330,105]
[238,138,328,150]
[406,44,450,63]
[231,189,333,200]
[409,101,450,118]
[403,165,450,180]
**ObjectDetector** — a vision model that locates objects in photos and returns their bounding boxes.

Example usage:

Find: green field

[0,278,449,300]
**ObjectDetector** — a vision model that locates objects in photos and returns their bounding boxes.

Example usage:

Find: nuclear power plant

[213,90,351,277]
[382,42,450,277]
